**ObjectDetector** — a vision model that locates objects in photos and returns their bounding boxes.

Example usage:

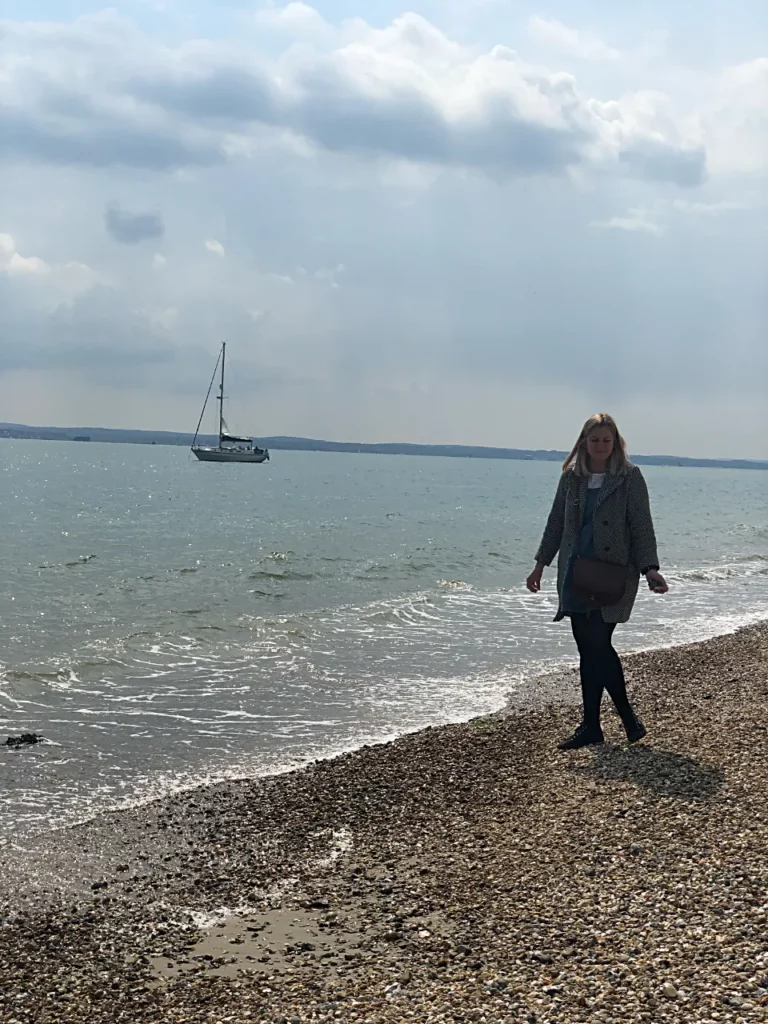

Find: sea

[1,440,767,842]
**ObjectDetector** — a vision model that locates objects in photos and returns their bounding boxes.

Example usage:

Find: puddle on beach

[150,904,365,981]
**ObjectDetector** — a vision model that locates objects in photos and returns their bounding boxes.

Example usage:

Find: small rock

[4,733,42,749]
[662,982,678,999]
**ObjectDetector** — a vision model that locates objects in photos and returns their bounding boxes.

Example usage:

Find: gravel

[1,623,767,1023]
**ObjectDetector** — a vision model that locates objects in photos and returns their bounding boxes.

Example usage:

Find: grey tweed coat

[535,464,660,624]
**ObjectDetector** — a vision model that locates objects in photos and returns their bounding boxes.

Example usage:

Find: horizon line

[2,421,767,467]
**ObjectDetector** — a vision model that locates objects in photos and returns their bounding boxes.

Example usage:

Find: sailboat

[191,343,270,463]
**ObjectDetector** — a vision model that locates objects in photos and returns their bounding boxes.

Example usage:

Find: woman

[526,413,668,750]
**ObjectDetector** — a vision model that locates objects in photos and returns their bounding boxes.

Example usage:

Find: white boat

[191,343,270,464]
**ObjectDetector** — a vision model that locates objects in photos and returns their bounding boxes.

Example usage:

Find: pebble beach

[1,623,767,1024]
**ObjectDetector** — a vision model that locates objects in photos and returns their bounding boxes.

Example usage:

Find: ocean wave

[362,601,442,627]
[248,570,315,581]
[487,551,513,562]
[727,524,768,540]
[65,554,97,568]
[674,560,768,583]
[37,554,98,570]
[261,551,295,562]
[3,660,114,686]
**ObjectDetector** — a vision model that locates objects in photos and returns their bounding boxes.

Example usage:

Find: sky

[0,1,766,459]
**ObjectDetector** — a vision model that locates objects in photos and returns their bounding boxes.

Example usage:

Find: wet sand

[1,623,767,1023]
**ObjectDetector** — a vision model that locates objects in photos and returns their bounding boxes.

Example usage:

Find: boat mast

[217,342,226,441]
[191,345,222,449]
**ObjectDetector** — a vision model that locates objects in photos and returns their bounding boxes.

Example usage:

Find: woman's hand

[526,565,544,593]
[646,569,669,594]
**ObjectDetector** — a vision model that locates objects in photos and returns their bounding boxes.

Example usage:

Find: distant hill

[1,422,766,470]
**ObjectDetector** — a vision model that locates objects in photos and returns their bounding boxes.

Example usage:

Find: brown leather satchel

[572,557,626,606]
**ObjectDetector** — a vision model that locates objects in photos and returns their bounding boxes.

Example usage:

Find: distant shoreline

[1,421,766,470]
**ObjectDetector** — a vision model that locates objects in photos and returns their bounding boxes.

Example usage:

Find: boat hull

[192,447,269,463]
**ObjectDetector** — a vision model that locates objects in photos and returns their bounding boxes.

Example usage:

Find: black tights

[570,612,634,729]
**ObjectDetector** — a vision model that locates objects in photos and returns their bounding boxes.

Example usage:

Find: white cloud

[0,234,49,275]
[0,233,98,289]
[0,10,706,186]
[590,208,666,236]
[313,264,345,287]
[254,2,330,36]
[153,252,167,268]
[591,194,750,237]
[672,199,746,216]
[702,58,768,174]
[150,306,179,331]
[527,15,621,62]
[205,239,226,257]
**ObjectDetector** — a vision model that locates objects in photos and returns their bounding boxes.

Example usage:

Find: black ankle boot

[557,722,604,751]
[623,714,647,744]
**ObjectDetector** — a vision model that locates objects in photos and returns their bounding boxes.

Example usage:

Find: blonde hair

[562,413,630,476]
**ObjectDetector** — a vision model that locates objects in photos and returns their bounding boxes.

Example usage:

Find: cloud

[702,58,768,174]
[254,2,330,35]
[618,139,705,188]
[590,208,666,236]
[590,194,750,237]
[0,10,706,186]
[527,16,621,62]
[672,199,746,216]
[313,264,345,287]
[153,252,167,268]
[0,273,171,383]
[205,239,226,257]
[0,233,49,275]
[104,202,164,244]
[151,306,179,331]
[589,91,707,187]
[0,233,98,291]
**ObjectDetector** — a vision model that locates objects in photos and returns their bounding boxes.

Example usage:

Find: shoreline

[1,620,765,869]
[5,429,767,470]
[1,621,767,1022]
[4,609,766,848]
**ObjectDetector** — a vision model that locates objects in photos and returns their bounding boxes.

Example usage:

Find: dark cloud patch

[104,202,164,245]
[0,106,223,170]
[0,280,175,386]
[131,66,277,124]
[620,140,707,188]
[290,63,589,175]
